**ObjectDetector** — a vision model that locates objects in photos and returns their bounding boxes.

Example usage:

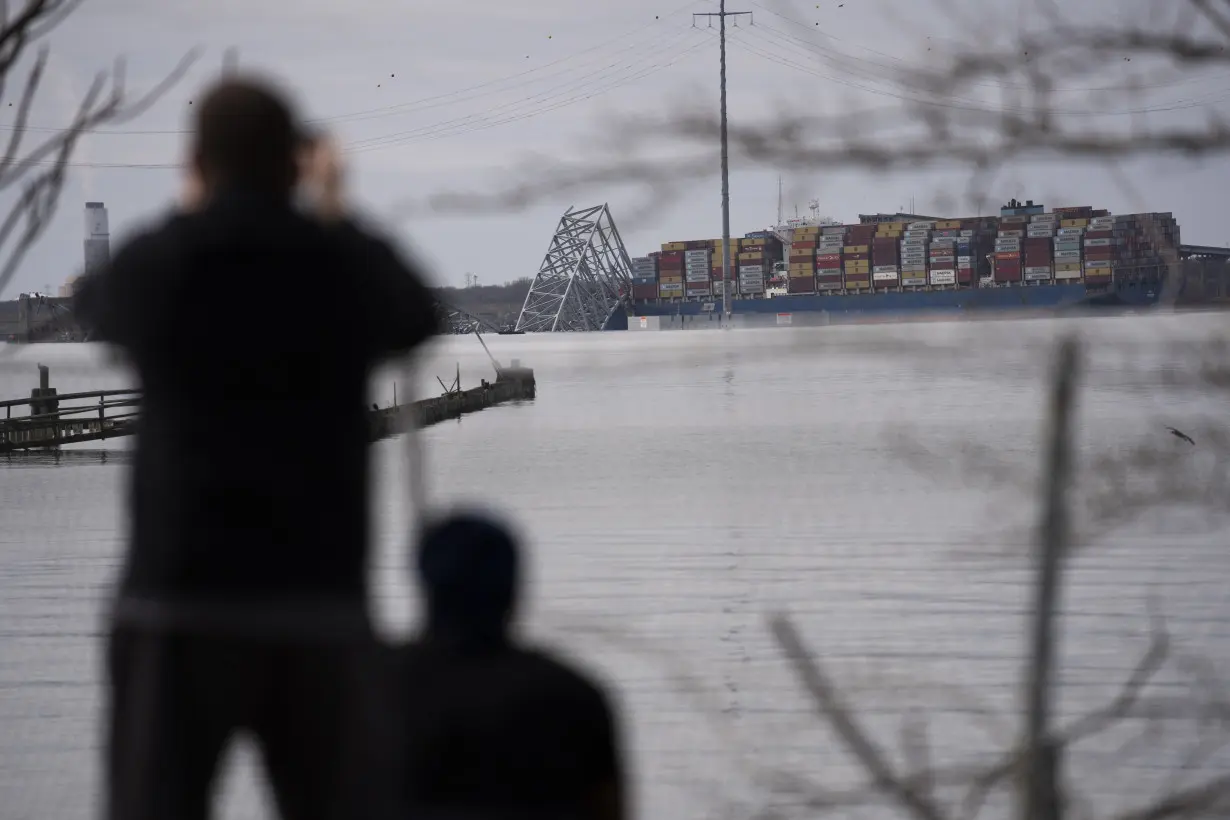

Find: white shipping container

[816,281,843,291]
[1054,242,1081,252]
[959,230,975,237]
[957,255,972,263]
[903,230,930,238]
[1030,213,1057,223]
[998,230,1024,238]
[907,222,935,230]
[872,271,899,281]
[1057,227,1083,236]
[1024,271,1051,281]
[872,265,899,274]
[1084,238,1113,247]
[816,269,842,277]
[1053,268,1082,280]
[1025,266,1053,275]
[1084,260,1112,269]
[685,249,709,257]
[1055,249,1081,259]
[901,262,926,271]
[739,265,764,273]
[930,255,955,264]
[659,283,683,294]
[902,277,927,286]
[821,227,845,236]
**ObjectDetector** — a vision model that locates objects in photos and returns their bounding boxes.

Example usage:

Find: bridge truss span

[515,204,633,332]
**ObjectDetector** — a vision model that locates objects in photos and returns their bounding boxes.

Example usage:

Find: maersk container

[930,269,956,285]
[902,276,927,286]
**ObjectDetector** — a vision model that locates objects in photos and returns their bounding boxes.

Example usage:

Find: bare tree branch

[0,0,198,300]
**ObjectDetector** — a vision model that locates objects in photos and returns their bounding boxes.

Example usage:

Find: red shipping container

[874,277,899,288]
[684,240,711,250]
[1084,249,1113,260]
[816,253,841,264]
[660,251,683,262]
[816,274,842,284]
[957,269,973,284]
[789,254,814,264]
[1024,238,1051,247]
[787,278,816,294]
[995,251,1020,260]
[792,240,817,250]
[632,284,659,300]
[845,252,870,261]
[996,270,1023,282]
[1085,230,1113,239]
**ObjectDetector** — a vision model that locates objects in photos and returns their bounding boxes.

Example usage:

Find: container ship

[627,199,1179,323]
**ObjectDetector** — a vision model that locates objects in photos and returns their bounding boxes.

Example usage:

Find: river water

[1,314,1228,819]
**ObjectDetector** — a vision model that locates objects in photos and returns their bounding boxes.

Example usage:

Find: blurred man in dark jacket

[398,512,626,820]
[74,76,439,820]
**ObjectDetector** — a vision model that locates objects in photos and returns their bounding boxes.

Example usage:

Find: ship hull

[628,282,1161,324]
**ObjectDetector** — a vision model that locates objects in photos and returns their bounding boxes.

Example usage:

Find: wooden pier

[0,363,535,454]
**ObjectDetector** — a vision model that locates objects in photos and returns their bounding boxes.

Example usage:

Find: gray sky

[4,0,1227,294]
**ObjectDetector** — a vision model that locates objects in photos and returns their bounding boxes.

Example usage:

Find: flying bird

[1166,426,1195,446]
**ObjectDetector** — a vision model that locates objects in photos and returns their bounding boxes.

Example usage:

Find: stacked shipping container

[929,219,961,286]
[684,245,712,298]
[788,224,819,294]
[816,226,844,291]
[633,204,1177,303]
[657,245,684,299]
[843,223,874,290]
[630,255,658,301]
[872,221,902,288]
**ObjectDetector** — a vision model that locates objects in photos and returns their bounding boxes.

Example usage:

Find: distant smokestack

[83,201,109,275]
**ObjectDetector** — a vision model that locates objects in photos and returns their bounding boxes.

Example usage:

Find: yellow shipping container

[1055,262,1081,272]
[876,228,901,236]
[739,252,763,261]
[937,221,961,229]
[845,279,870,289]
[662,242,687,252]
[882,222,906,231]
[1060,219,1088,228]
[843,245,869,254]
[659,275,684,283]
[788,270,814,279]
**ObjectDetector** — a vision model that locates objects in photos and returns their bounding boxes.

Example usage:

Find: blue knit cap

[416,510,519,640]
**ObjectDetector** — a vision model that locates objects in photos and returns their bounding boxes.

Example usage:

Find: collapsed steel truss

[435,300,499,335]
[515,204,633,332]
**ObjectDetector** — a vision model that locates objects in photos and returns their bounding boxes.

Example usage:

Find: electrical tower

[694,1,751,323]
[515,203,633,332]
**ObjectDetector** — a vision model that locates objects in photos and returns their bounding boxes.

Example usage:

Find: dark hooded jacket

[73,191,439,620]
[397,513,625,819]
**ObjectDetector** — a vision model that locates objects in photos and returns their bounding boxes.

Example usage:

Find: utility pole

[694,1,751,326]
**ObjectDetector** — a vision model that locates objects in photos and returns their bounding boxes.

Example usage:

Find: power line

[22,30,715,169]
[730,24,1230,119]
[0,1,709,136]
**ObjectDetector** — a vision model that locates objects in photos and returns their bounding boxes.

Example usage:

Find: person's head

[416,510,521,643]
[190,77,305,198]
